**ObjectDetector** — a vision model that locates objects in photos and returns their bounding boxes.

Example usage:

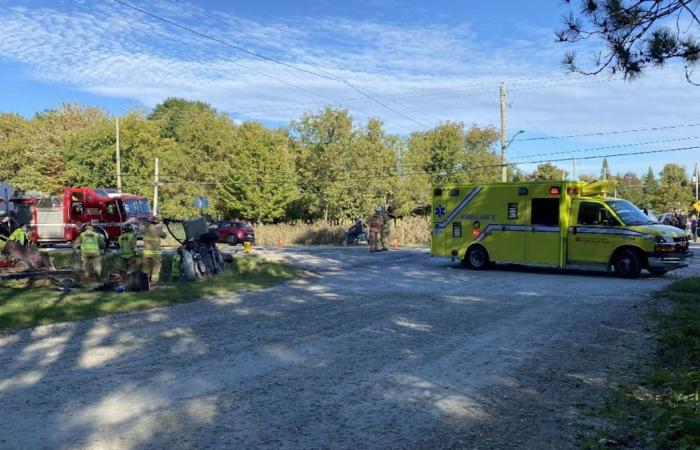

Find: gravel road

[2,246,699,449]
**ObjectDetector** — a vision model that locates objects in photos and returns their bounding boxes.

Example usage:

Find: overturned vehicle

[165,217,230,280]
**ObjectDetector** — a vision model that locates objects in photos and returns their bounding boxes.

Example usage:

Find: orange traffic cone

[277,240,285,251]
[391,239,400,251]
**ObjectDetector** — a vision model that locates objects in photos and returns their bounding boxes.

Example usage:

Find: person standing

[379,207,390,251]
[691,214,698,242]
[141,218,166,284]
[73,223,105,280]
[367,208,384,253]
[117,223,137,273]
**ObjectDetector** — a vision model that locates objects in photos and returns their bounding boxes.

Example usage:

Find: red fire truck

[10,187,129,245]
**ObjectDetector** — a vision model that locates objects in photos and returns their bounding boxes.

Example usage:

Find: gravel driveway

[1,246,699,449]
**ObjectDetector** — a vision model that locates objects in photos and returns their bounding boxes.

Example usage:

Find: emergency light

[549,186,560,196]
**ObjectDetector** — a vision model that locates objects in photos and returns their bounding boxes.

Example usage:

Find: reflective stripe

[475,224,560,242]
[569,226,645,237]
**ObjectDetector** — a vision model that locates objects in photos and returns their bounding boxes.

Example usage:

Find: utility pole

[500,82,507,183]
[572,155,576,181]
[153,157,159,217]
[695,163,699,203]
[116,117,122,192]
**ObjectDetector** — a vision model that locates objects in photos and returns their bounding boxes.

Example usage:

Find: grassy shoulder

[583,278,700,449]
[0,256,298,332]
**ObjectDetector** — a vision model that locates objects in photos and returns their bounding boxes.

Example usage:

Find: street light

[505,130,525,149]
[501,130,525,182]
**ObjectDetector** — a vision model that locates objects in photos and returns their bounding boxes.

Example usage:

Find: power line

[510,135,700,160]
[109,0,430,129]
[158,145,700,187]
[519,122,700,141]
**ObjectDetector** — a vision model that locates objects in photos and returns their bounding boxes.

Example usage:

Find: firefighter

[141,218,166,284]
[367,207,384,253]
[380,207,390,252]
[116,223,137,273]
[8,225,27,246]
[73,223,105,280]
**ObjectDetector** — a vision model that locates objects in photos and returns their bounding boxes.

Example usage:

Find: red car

[208,220,255,246]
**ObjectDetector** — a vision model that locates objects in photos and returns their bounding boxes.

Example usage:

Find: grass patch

[582,278,700,449]
[0,257,298,332]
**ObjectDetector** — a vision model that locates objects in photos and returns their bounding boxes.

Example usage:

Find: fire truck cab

[12,187,125,244]
[431,181,691,278]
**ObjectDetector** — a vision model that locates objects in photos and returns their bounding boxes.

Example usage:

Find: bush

[253,216,431,247]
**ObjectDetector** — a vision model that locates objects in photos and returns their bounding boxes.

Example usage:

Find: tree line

[0,98,694,222]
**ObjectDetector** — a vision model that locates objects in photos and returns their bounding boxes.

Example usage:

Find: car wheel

[225,234,237,246]
[648,268,668,277]
[466,246,490,270]
[613,249,642,278]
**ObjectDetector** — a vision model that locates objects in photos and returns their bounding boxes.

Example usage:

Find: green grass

[582,278,700,449]
[0,257,298,332]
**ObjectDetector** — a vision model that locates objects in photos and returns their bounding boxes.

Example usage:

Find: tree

[558,1,700,82]
[600,157,610,180]
[291,107,355,221]
[656,163,692,211]
[641,166,660,208]
[148,98,237,219]
[615,171,643,205]
[217,122,299,223]
[527,163,568,181]
[401,122,500,211]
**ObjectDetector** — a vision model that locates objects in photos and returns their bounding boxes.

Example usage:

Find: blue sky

[1,0,699,178]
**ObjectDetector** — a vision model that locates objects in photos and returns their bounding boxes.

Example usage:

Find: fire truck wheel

[613,248,641,278]
[466,245,490,270]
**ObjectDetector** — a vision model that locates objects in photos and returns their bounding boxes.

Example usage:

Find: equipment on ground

[431,180,691,278]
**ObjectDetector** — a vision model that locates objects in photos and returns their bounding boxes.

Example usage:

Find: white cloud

[0,1,699,173]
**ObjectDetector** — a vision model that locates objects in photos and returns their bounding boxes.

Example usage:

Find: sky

[0,0,699,178]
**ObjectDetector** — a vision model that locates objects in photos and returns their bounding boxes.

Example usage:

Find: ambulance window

[578,202,620,226]
[531,199,559,226]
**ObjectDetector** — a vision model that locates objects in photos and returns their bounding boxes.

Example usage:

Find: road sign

[693,200,700,212]
[194,196,209,209]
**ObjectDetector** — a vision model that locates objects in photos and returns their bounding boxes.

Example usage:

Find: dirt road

[1,246,698,449]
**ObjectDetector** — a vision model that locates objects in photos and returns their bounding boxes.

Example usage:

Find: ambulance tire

[613,249,642,278]
[465,245,490,270]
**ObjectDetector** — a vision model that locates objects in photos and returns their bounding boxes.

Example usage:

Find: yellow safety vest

[118,232,136,258]
[142,225,162,256]
[80,231,100,256]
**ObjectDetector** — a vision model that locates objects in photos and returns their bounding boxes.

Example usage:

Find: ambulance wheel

[466,246,490,270]
[613,249,641,278]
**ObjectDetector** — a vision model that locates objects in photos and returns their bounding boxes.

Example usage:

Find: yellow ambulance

[431,181,691,277]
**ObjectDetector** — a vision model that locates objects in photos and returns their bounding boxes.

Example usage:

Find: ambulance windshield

[606,199,656,225]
